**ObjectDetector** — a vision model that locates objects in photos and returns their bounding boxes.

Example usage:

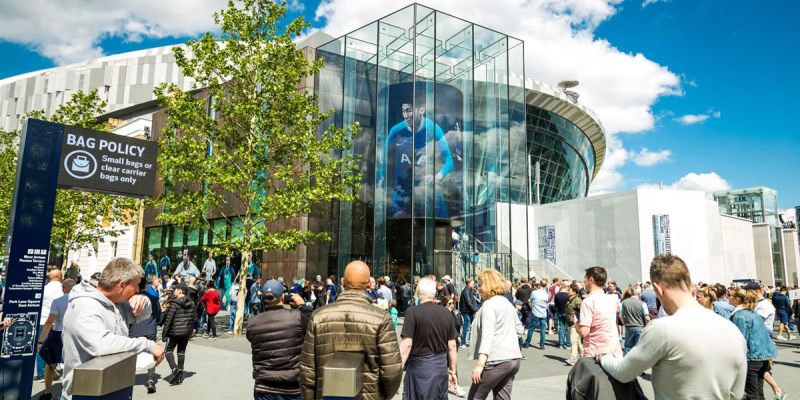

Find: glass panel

[433,11,474,285]
[337,21,378,274]
[171,225,184,247]
[472,25,508,268]
[374,4,415,280]
[414,5,436,277]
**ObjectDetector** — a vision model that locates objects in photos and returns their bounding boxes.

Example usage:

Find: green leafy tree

[154,0,360,334]
[0,90,139,267]
[0,129,19,259]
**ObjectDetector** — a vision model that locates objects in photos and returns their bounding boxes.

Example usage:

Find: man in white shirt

[599,254,747,400]
[37,278,77,400]
[202,254,216,281]
[523,282,550,349]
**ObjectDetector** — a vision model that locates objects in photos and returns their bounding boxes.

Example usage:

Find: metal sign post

[0,119,157,400]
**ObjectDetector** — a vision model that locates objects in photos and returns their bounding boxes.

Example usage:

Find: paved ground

[32,313,800,399]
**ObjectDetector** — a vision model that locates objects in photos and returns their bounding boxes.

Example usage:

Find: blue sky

[1,0,797,210]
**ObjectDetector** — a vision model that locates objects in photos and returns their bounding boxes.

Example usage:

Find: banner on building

[653,214,672,255]
[538,225,556,265]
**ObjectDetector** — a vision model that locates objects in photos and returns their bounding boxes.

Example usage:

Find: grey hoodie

[61,281,156,399]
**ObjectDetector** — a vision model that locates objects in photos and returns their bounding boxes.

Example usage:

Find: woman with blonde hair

[468,269,523,400]
[729,288,780,399]
[695,287,716,310]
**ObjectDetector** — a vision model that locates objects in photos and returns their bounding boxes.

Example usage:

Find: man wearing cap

[246,279,312,400]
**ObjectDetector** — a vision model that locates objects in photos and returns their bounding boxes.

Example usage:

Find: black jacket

[516,284,533,303]
[162,296,195,339]
[566,358,647,400]
[246,304,313,395]
[459,287,479,314]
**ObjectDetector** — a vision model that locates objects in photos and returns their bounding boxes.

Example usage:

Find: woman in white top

[468,269,524,400]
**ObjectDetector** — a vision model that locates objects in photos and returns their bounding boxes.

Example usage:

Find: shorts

[776,309,790,324]
[39,330,63,366]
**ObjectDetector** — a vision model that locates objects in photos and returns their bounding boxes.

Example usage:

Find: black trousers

[165,335,190,371]
[207,313,218,337]
[744,360,769,400]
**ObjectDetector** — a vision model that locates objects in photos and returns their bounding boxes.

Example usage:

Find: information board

[57,124,157,197]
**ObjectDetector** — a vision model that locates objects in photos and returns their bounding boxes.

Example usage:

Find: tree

[0,90,139,266]
[154,0,360,334]
[0,129,19,259]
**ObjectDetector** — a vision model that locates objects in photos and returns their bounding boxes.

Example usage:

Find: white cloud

[0,0,229,65]
[631,148,672,167]
[641,0,669,7]
[676,108,721,125]
[639,172,731,196]
[313,0,682,195]
[288,0,305,13]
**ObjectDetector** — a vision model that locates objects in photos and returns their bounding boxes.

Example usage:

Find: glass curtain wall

[316,4,527,285]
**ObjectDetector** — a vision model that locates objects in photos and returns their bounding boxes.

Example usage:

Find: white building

[512,189,758,286]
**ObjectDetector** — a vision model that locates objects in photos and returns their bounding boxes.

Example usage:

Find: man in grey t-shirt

[600,255,746,400]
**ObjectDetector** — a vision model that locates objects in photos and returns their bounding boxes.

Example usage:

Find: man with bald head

[300,261,402,400]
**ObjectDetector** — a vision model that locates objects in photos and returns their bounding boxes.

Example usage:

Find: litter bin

[322,352,364,400]
[72,352,136,400]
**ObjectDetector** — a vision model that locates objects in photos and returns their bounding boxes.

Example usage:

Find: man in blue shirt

[143,254,158,279]
[381,102,454,219]
[159,254,171,277]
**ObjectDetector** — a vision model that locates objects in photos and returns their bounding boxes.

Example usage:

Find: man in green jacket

[300,261,402,400]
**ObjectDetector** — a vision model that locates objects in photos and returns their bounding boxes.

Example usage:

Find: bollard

[72,352,136,400]
[322,352,364,400]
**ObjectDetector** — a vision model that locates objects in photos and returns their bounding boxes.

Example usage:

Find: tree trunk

[233,249,249,335]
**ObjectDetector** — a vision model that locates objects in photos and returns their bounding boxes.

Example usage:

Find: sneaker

[145,380,157,394]
[775,336,785,340]
[566,357,577,366]
[789,335,797,340]
[455,386,467,398]
[202,334,209,338]
[33,375,45,382]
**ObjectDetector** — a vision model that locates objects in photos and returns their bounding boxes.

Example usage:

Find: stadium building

[0,4,609,283]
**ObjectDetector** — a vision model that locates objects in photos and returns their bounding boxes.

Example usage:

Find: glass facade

[315,5,529,284]
[714,187,779,227]
[526,106,594,203]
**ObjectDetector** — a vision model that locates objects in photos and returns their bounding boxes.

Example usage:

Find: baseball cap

[261,279,285,300]
[442,275,452,282]
[742,281,763,290]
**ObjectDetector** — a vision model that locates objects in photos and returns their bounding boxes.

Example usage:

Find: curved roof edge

[525,80,606,180]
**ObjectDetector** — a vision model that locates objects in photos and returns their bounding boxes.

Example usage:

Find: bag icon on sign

[71,155,90,173]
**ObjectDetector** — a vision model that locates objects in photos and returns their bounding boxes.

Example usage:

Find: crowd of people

[4,248,800,399]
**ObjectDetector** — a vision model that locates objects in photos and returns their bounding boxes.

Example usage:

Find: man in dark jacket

[300,261,402,400]
[129,278,162,393]
[246,279,313,400]
[458,279,480,348]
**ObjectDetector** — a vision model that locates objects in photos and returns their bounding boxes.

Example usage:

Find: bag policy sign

[57,124,157,197]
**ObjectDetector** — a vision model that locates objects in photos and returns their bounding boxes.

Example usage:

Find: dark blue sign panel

[0,119,63,400]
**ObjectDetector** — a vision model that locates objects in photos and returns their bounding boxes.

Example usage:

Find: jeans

[462,313,474,345]
[229,303,237,331]
[744,360,768,400]
[524,315,547,348]
[555,313,569,347]
[569,326,584,360]
[623,326,643,355]
[35,325,45,378]
[254,392,303,400]
[250,302,261,317]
